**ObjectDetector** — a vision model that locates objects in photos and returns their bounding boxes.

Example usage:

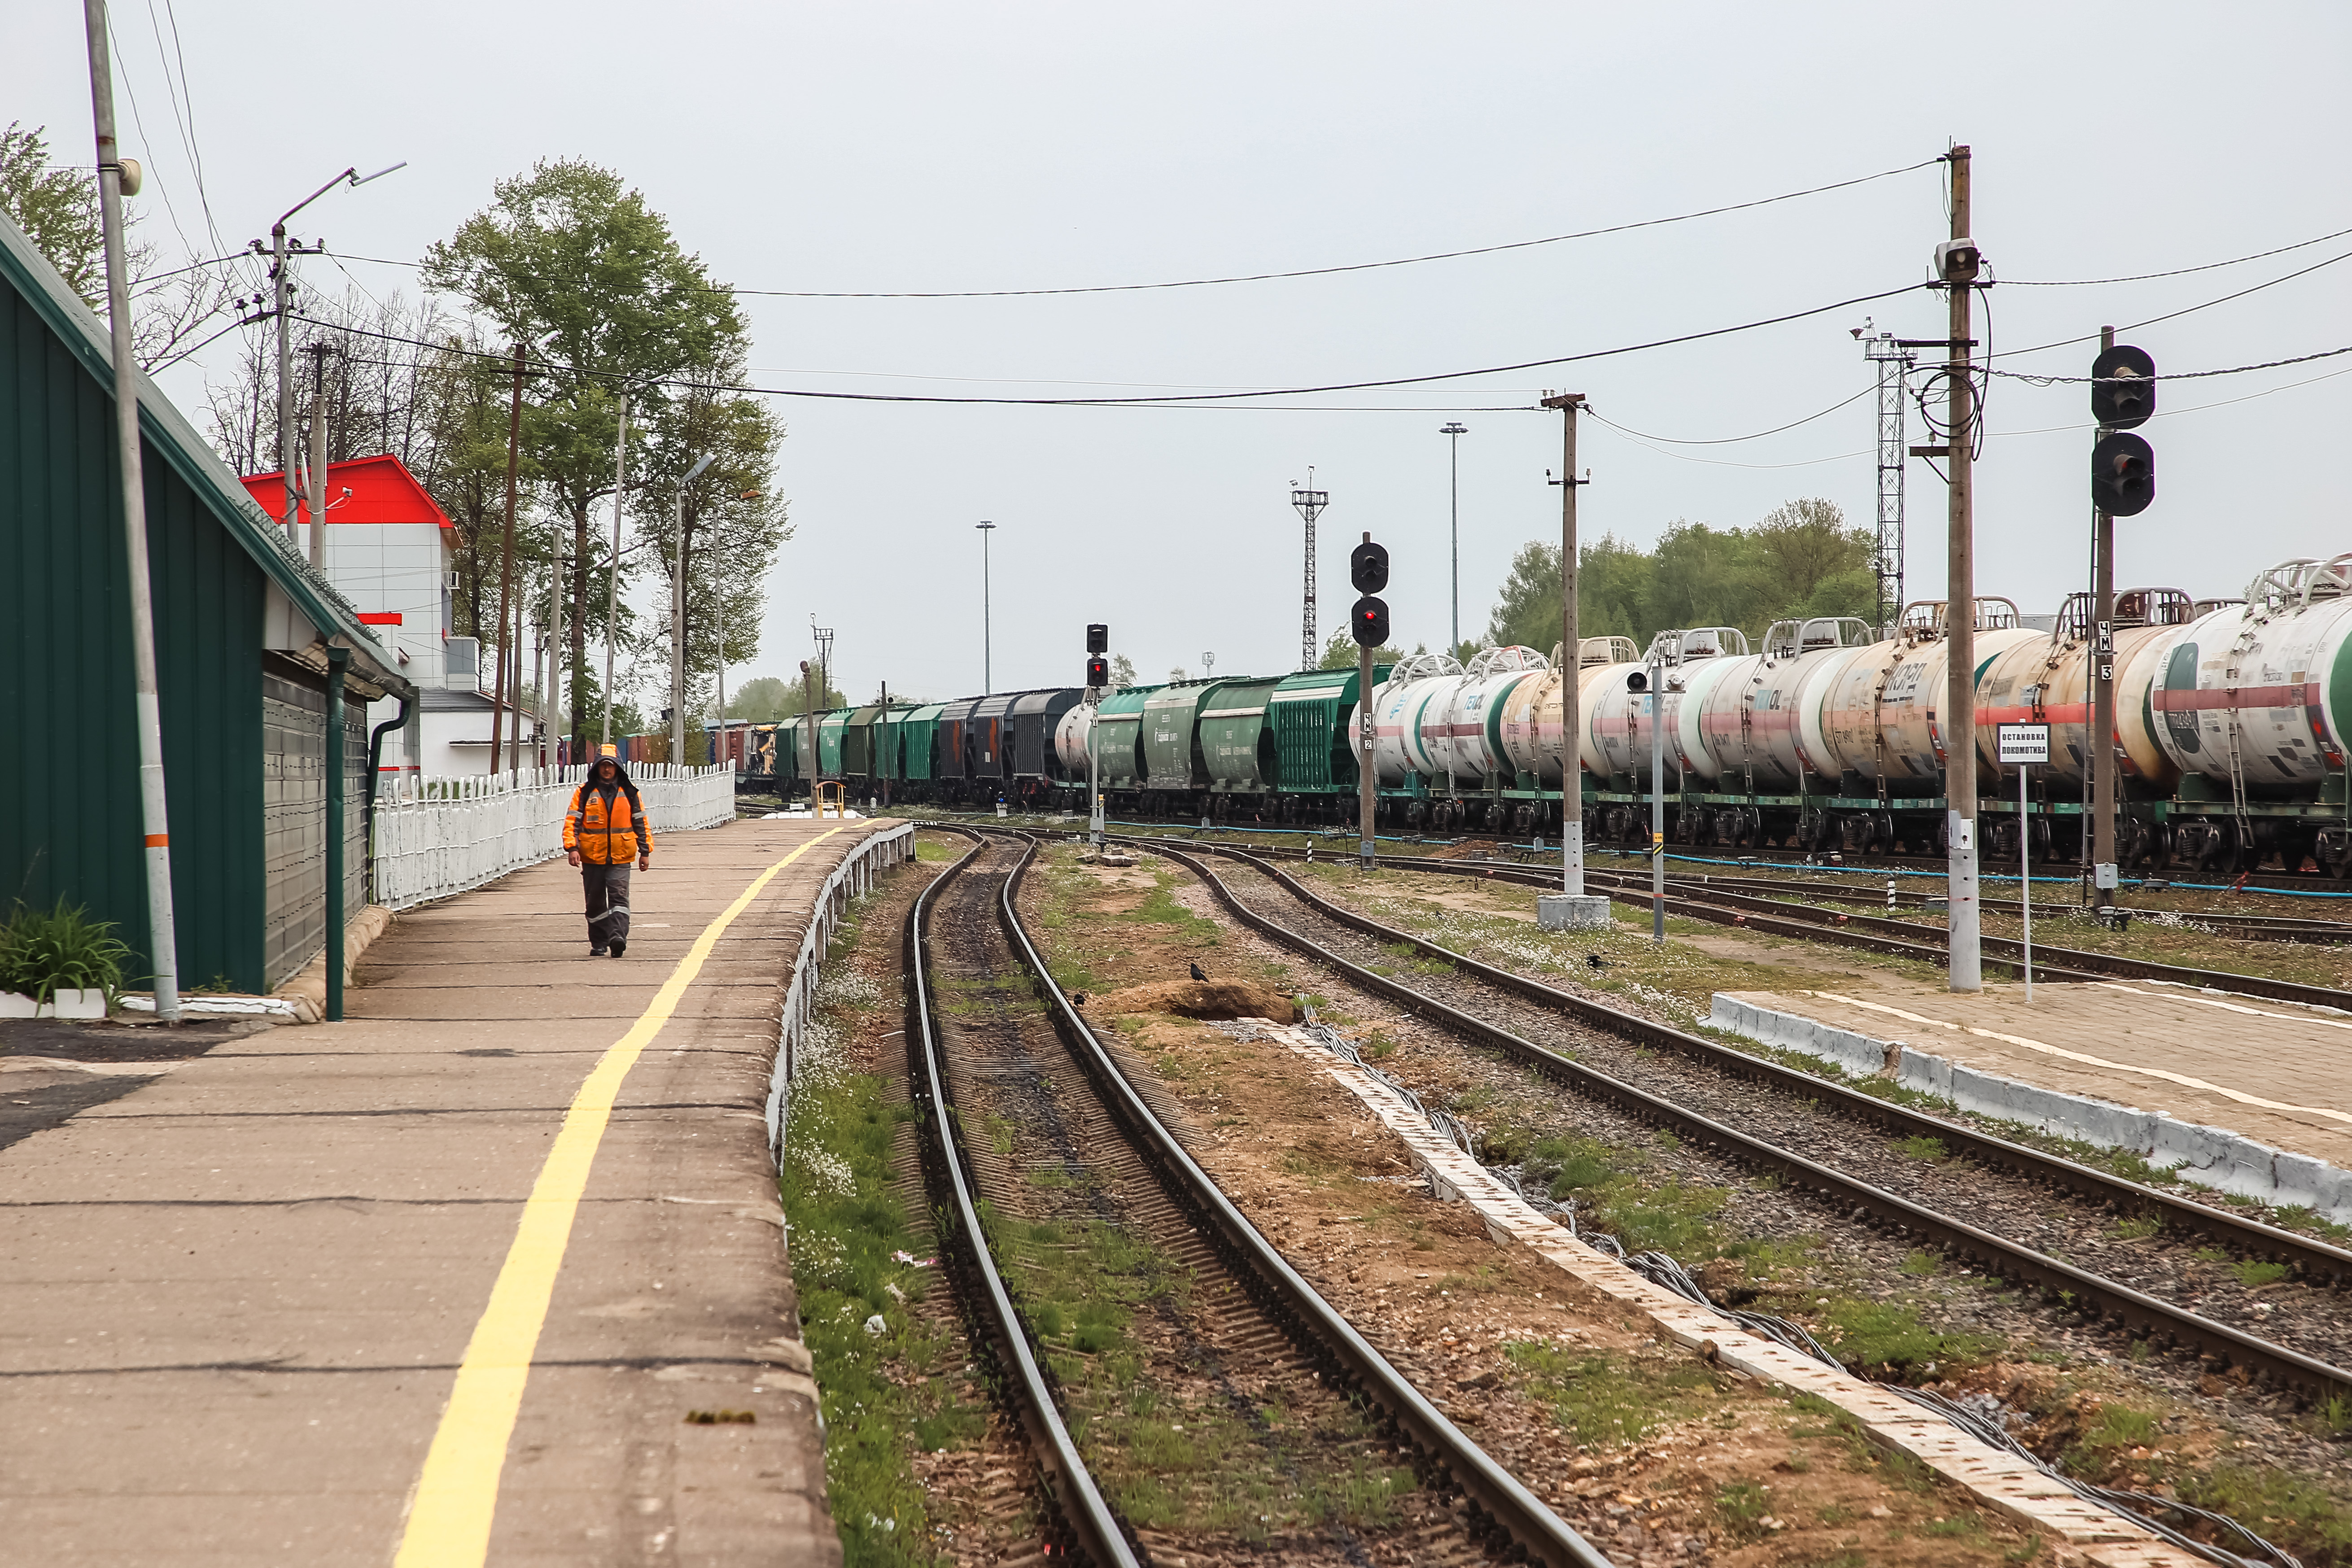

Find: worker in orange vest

[564,745,653,957]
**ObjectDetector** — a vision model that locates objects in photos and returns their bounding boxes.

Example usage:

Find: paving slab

[1726,978,2352,1174]
[0,816,894,1566]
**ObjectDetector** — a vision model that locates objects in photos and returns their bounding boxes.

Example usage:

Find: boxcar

[968,693,1019,791]
[898,702,946,793]
[1008,688,1083,805]
[936,698,980,795]
[1268,665,1384,820]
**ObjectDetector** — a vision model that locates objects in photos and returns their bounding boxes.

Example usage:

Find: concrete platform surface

[1728,978,2352,1175]
[0,817,890,1566]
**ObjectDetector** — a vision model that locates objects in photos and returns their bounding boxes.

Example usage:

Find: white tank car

[1054,701,1094,776]
[1814,601,2034,788]
[1693,618,1875,789]
[1591,628,1745,779]
[2151,557,2352,794]
[1968,590,2195,789]
[1663,645,1754,781]
[1497,638,1638,785]
[1428,646,1549,783]
[1351,653,1461,785]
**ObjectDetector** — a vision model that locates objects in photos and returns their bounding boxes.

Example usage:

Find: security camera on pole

[1085,623,1109,848]
[1349,536,1388,870]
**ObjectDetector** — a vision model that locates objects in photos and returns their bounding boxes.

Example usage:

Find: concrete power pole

[1538,392,1607,931]
[306,341,332,570]
[601,390,630,749]
[2091,323,2119,909]
[83,0,179,1019]
[1941,146,1984,993]
[490,343,524,775]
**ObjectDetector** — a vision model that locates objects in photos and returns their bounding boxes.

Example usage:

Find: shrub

[0,899,132,1005]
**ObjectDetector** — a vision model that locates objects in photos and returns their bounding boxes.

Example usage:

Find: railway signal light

[1351,596,1390,647]
[1350,540,1389,595]
[2091,345,2156,429]
[1086,655,1108,687]
[2091,432,2156,516]
[1626,669,1648,693]
[1086,623,1108,655]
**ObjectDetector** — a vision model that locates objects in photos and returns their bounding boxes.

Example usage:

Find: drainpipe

[365,689,415,904]
[327,646,349,1022]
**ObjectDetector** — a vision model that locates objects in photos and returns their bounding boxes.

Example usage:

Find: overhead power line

[2002,223,2352,286]
[1991,245,2352,360]
[1985,342,2352,385]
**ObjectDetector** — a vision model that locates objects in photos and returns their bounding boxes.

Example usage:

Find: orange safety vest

[564,779,651,864]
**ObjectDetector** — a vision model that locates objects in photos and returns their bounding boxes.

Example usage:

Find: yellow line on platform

[393,828,847,1568]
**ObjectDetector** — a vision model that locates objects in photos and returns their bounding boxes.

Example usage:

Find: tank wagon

[727,555,2352,876]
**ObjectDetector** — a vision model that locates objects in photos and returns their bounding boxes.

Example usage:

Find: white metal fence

[371,763,738,912]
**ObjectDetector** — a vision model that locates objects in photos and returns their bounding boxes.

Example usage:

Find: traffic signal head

[2091,432,2156,516]
[2091,345,2156,429]
[1351,595,1389,648]
[1626,669,1648,694]
[1086,622,1108,655]
[1350,539,1390,595]
[1085,655,1108,687]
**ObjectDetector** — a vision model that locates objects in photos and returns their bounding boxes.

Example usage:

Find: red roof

[240,453,455,531]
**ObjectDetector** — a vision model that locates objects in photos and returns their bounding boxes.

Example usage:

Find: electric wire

[1986,342,2352,385]
[1989,246,2352,361]
[1585,384,1872,445]
[2005,223,2352,286]
[305,281,1930,406]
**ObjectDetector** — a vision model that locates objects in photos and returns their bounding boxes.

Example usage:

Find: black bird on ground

[1189,961,1208,983]
[1585,954,1606,970]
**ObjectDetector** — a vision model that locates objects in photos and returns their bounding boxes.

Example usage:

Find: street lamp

[256,162,406,550]
[1441,422,1468,655]
[976,520,997,693]
[669,453,717,767]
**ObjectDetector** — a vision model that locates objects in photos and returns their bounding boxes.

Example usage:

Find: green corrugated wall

[0,266,269,992]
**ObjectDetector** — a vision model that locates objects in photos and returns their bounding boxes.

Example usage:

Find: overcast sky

[9,3,2349,705]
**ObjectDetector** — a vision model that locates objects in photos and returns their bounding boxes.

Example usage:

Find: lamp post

[976,520,997,693]
[1441,422,1467,655]
[669,453,716,767]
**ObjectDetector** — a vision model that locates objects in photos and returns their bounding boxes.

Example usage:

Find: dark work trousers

[582,862,633,950]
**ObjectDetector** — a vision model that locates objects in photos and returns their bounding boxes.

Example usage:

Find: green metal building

[0,210,412,994]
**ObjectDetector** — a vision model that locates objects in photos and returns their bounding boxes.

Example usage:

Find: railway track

[1126,832,2352,1009]
[1100,832,2352,1411]
[908,831,1609,1567]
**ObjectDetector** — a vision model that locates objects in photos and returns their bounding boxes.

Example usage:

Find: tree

[729,674,844,720]
[1317,627,1405,670]
[633,341,790,723]
[0,120,231,372]
[1107,653,1137,691]
[424,159,748,759]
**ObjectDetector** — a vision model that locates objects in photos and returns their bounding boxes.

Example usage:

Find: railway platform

[1717,977,2352,1218]
[0,814,906,1566]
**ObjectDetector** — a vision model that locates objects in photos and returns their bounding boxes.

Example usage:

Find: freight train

[734,553,2352,877]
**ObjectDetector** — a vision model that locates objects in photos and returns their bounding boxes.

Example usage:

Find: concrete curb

[1253,1016,2209,1566]
[1709,993,2352,1225]
[269,904,394,1024]
[765,822,917,1161]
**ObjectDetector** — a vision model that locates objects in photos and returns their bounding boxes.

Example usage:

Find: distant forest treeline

[1486,498,1879,655]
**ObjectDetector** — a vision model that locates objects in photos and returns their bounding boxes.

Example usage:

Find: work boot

[610,939,627,958]
[590,943,608,957]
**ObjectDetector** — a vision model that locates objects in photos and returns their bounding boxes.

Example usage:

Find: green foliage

[0,121,102,306]
[2234,1259,2291,1289]
[1814,1297,1995,1380]
[730,675,847,722]
[0,899,132,1003]
[1317,627,1408,670]
[1485,497,1875,652]
[1893,1135,1950,1162]
[1508,1342,1721,1447]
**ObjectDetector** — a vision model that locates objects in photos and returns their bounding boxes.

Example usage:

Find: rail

[1126,835,2352,1406]
[939,828,1612,1567]
[370,763,737,912]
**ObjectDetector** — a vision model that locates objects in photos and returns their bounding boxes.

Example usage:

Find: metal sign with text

[1996,722,2051,766]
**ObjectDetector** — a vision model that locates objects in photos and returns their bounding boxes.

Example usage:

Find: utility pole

[508,588,526,780]
[601,389,630,748]
[1648,642,1667,941]
[670,453,715,768]
[1941,146,1984,993]
[976,520,997,693]
[1537,392,1607,930]
[1292,475,1327,671]
[491,343,524,774]
[2092,323,2118,910]
[83,0,179,1019]
[1441,423,1467,655]
[305,340,332,570]
[546,527,565,768]
[879,679,890,804]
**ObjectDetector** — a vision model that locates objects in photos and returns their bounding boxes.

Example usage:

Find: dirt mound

[1076,979,1297,1024]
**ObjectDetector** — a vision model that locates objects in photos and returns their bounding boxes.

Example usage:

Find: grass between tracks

[782,880,994,1568]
